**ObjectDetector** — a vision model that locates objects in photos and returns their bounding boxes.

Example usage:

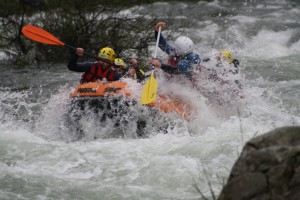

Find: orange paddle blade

[22,25,64,46]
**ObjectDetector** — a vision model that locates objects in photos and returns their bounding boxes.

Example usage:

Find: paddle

[140,26,161,104]
[21,24,118,67]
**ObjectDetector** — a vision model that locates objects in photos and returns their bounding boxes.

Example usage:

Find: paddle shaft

[64,44,118,67]
[140,26,161,104]
[65,44,103,61]
[154,26,161,59]
[149,26,161,71]
[150,26,161,71]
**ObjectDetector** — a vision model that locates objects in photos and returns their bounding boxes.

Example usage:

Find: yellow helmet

[114,58,127,68]
[98,47,116,62]
[221,50,233,63]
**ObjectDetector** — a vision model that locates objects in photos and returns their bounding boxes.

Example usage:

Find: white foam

[232,15,257,24]
[242,29,297,59]
[0,51,7,60]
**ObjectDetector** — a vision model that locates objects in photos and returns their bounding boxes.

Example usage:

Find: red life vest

[168,56,183,66]
[81,62,116,83]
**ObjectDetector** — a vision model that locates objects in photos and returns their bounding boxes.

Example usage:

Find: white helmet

[174,36,195,56]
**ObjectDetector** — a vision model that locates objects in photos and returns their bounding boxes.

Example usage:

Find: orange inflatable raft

[71,81,192,121]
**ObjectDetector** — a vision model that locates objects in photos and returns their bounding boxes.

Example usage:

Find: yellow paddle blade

[140,73,157,104]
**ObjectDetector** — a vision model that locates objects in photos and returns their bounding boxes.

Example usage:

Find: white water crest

[1,0,300,199]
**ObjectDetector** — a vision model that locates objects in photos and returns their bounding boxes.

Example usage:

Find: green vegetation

[0,0,212,67]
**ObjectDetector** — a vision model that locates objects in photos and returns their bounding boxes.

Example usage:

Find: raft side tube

[70,81,193,121]
[71,81,130,98]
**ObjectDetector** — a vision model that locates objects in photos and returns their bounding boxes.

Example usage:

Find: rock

[218,126,300,200]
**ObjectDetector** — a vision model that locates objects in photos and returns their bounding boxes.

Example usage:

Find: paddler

[201,50,244,98]
[124,58,146,82]
[114,58,128,75]
[68,47,121,83]
[150,21,202,87]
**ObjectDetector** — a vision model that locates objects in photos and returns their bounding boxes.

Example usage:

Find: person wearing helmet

[67,47,121,83]
[217,50,240,70]
[114,58,128,76]
[123,58,145,82]
[216,50,241,84]
[203,50,243,98]
[151,21,201,79]
[221,50,243,97]
[114,58,127,68]
[219,50,243,97]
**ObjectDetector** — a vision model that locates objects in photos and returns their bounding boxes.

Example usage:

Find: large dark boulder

[218,126,300,200]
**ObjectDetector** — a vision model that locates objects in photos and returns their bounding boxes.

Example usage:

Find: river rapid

[1,0,300,199]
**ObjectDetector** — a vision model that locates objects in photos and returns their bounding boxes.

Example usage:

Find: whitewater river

[1,0,300,199]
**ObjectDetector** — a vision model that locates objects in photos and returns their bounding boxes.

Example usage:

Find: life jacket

[81,62,115,83]
[133,69,145,79]
[168,55,183,66]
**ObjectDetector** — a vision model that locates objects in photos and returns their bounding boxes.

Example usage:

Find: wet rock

[218,126,300,200]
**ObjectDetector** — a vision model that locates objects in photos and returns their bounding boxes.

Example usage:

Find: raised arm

[154,22,175,55]
[67,48,94,72]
